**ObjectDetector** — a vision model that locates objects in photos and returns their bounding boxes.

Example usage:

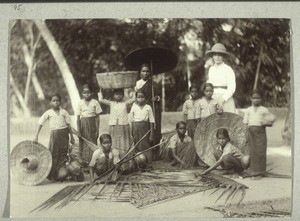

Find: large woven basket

[96,71,138,89]
[194,113,248,167]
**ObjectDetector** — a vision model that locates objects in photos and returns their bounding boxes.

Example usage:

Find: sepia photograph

[8,17,292,219]
[1,2,300,220]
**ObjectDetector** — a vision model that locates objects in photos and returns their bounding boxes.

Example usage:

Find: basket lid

[10,140,52,185]
[194,113,248,167]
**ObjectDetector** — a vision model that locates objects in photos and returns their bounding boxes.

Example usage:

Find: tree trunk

[253,44,264,90]
[34,19,80,113]
[10,75,31,117]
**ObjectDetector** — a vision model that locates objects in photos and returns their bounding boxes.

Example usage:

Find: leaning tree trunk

[34,20,80,113]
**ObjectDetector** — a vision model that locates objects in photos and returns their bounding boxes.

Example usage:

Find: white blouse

[129,103,155,123]
[207,62,236,102]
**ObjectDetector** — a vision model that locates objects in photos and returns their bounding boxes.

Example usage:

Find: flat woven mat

[205,197,291,218]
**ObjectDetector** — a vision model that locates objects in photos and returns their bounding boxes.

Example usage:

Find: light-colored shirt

[196,97,219,119]
[76,99,102,117]
[134,79,148,91]
[218,142,243,159]
[89,148,120,167]
[38,108,71,131]
[99,98,135,125]
[243,106,271,126]
[168,134,192,149]
[207,62,236,102]
[182,99,200,120]
[129,103,155,123]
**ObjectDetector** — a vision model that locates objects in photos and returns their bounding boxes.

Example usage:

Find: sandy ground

[9,111,292,218]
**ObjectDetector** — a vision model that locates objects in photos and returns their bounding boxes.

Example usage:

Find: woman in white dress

[206,43,236,113]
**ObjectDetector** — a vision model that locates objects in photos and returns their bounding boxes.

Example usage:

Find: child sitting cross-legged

[89,134,120,183]
[168,121,198,168]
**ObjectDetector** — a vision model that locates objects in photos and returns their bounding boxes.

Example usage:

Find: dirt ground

[9,111,292,218]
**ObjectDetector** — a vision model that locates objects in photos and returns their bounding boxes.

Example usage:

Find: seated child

[202,128,250,176]
[168,121,198,168]
[89,134,120,183]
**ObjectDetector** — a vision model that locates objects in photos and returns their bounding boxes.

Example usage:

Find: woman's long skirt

[109,124,131,159]
[48,127,69,181]
[79,117,98,163]
[248,126,267,176]
[213,94,236,113]
[132,121,152,164]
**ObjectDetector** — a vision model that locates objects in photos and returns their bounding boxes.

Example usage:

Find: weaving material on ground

[205,197,291,218]
[194,113,248,166]
[32,163,248,212]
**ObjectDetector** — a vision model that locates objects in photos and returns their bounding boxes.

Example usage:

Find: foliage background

[10,19,290,116]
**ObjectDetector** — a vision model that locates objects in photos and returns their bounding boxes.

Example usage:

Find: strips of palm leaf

[196,172,248,204]
[205,197,291,218]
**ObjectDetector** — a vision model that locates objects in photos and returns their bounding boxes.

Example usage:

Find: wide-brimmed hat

[205,43,232,57]
[10,140,52,185]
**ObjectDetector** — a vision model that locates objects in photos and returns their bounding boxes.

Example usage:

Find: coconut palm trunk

[34,19,80,113]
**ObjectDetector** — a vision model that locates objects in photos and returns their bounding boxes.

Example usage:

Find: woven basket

[96,71,138,89]
[194,113,248,167]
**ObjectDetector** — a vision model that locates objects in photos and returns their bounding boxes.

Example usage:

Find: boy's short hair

[82,84,92,92]
[202,83,214,91]
[135,90,145,98]
[176,121,187,129]
[114,88,124,96]
[99,134,112,144]
[49,93,61,101]
[189,85,198,92]
[252,89,262,97]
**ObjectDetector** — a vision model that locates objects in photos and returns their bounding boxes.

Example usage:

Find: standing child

[168,121,198,168]
[129,90,155,166]
[34,93,75,181]
[89,134,120,183]
[182,86,200,139]
[77,84,102,165]
[196,83,222,121]
[243,89,275,179]
[202,128,250,176]
[99,89,135,159]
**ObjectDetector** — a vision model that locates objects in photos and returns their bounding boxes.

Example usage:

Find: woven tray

[96,71,138,89]
[194,113,248,167]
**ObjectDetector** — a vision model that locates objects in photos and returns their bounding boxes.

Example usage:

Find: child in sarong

[99,89,135,159]
[77,84,102,165]
[202,128,250,176]
[34,93,75,181]
[168,121,198,168]
[129,90,155,167]
[196,83,222,121]
[182,86,200,139]
[243,89,275,180]
[89,134,120,183]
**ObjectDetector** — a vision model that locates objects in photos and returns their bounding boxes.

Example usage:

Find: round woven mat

[194,113,248,167]
[11,140,52,185]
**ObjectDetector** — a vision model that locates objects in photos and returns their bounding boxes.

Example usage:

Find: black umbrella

[124,47,178,75]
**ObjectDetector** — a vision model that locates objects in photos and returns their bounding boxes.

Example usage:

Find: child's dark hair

[176,121,187,129]
[49,93,61,101]
[99,134,112,144]
[82,84,92,92]
[252,89,262,97]
[135,90,145,98]
[216,128,230,141]
[114,88,124,96]
[202,83,214,91]
[189,85,198,92]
